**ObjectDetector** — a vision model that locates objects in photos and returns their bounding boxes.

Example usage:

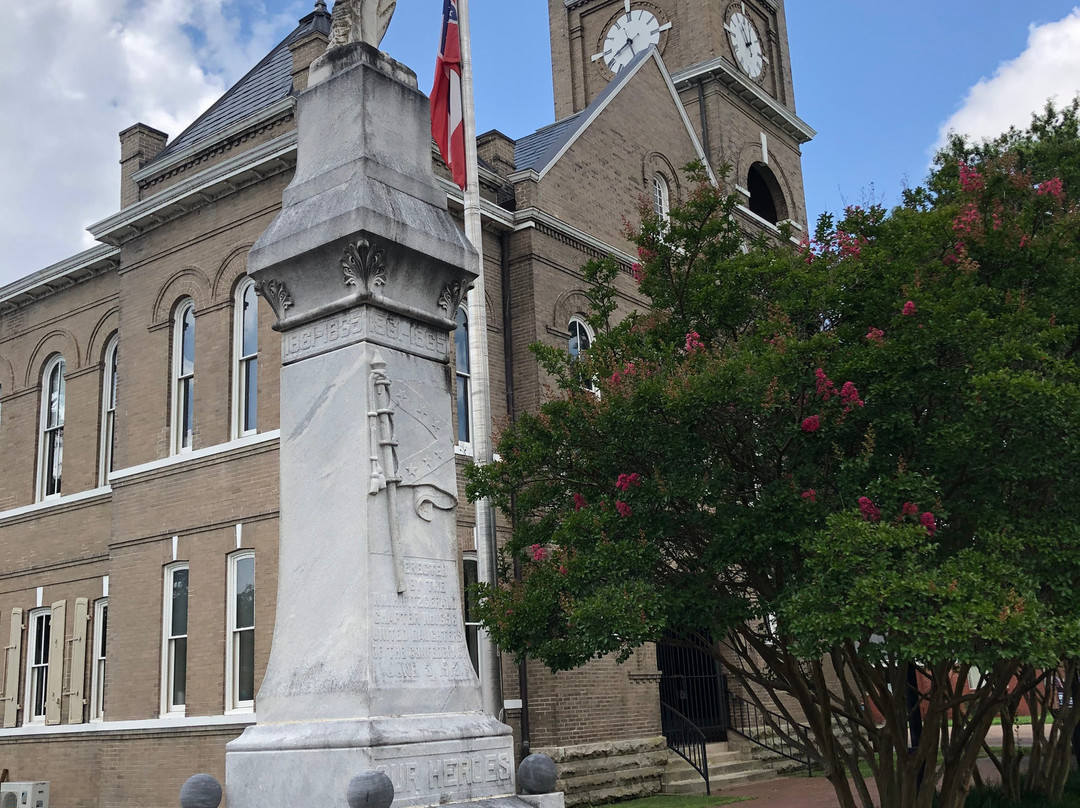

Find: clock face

[725,10,765,79]
[602,8,663,73]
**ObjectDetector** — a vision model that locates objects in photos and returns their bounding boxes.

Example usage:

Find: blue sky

[1,0,1078,285]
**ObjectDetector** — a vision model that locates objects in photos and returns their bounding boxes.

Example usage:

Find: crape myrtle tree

[466,102,1080,808]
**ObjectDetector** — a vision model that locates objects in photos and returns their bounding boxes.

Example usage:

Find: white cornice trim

[88,132,298,245]
[0,245,120,308]
[513,207,636,266]
[0,713,255,739]
[437,178,516,229]
[672,57,816,144]
[132,98,296,184]
[109,430,280,484]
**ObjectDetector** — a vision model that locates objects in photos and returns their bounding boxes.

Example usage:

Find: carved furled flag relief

[327,0,398,49]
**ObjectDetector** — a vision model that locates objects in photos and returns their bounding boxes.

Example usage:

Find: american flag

[431,0,466,189]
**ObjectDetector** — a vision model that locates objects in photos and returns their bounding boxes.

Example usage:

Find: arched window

[226,550,256,712]
[747,162,787,225]
[172,300,195,454]
[652,173,670,220]
[38,355,66,500]
[568,316,593,359]
[99,335,118,486]
[455,307,471,448]
[233,280,259,438]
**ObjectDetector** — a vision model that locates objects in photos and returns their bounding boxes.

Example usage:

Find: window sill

[0,713,256,738]
[0,486,112,525]
[110,430,281,484]
[455,442,474,458]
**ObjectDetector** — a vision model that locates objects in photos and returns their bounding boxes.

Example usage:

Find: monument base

[226,713,516,808]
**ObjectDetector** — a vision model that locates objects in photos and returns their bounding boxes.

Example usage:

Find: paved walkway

[713,724,1034,807]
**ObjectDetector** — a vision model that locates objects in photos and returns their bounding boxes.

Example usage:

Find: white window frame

[90,598,108,721]
[171,300,195,455]
[99,335,118,486]
[37,355,66,501]
[24,608,51,725]
[232,280,259,439]
[568,316,594,359]
[225,551,256,714]
[652,173,671,220]
[161,562,189,717]
[454,306,473,456]
[462,552,480,679]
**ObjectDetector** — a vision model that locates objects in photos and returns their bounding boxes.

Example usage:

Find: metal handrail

[659,702,711,795]
[726,691,815,776]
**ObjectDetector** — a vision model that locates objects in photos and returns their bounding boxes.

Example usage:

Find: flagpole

[456,0,503,720]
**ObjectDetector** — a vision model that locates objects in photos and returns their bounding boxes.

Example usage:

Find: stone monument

[224,10,522,808]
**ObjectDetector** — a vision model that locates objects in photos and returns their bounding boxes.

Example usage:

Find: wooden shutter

[45,600,65,725]
[66,598,88,724]
[2,608,22,727]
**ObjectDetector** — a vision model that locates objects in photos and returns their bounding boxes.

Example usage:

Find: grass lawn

[598,794,749,808]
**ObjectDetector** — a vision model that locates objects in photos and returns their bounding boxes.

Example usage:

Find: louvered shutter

[45,600,65,725]
[66,598,88,723]
[2,608,22,727]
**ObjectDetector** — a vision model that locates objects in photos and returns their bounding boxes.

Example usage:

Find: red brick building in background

[0,2,812,805]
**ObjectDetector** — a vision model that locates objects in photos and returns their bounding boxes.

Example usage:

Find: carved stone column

[224,42,514,808]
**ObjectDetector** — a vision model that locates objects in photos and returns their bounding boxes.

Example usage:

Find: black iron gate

[657,633,729,743]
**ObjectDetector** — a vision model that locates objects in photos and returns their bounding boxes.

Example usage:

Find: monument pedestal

[224,42,518,808]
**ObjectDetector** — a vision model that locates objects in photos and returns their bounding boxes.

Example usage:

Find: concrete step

[661,744,779,796]
[662,767,776,794]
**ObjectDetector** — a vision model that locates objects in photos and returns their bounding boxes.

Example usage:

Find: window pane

[466,625,479,676]
[235,556,255,629]
[33,667,47,717]
[181,307,195,376]
[108,345,119,409]
[463,559,479,623]
[182,379,194,448]
[242,285,258,357]
[457,379,470,442]
[171,568,189,636]
[100,605,108,657]
[171,637,187,707]
[36,615,50,665]
[244,358,258,433]
[237,630,255,703]
[46,429,63,496]
[455,308,469,372]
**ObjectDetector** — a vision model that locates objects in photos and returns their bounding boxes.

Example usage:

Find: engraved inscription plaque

[282,307,450,365]
[371,558,475,684]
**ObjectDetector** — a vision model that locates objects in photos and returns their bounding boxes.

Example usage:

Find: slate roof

[513,47,654,175]
[149,6,332,165]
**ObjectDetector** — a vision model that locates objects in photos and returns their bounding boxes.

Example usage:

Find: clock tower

[548,0,815,229]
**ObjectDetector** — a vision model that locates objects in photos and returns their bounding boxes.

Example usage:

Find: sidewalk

[714,725,1034,807]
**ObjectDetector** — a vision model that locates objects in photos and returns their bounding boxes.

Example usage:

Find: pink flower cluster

[685,331,705,354]
[920,512,937,536]
[615,501,633,518]
[897,501,937,535]
[616,472,642,492]
[609,362,637,387]
[801,489,817,503]
[801,415,821,433]
[958,161,985,193]
[834,230,864,260]
[798,230,867,264]
[900,501,919,518]
[858,496,881,523]
[531,544,548,562]
[815,367,836,400]
[866,327,885,344]
[1037,177,1064,200]
[903,301,917,317]
[839,381,864,413]
[953,203,981,236]
[631,262,645,284]
[573,492,588,511]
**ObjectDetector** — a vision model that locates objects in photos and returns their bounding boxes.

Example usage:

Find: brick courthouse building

[0,1,813,805]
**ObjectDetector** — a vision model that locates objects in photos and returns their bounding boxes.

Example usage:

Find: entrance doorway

[657,633,729,742]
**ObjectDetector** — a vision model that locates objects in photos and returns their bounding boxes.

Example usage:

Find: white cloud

[0,0,299,287]
[936,8,1080,150]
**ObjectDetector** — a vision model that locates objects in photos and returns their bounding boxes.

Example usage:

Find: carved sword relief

[368,353,407,594]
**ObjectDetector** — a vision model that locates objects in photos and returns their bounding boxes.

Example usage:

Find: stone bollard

[517,753,558,795]
[180,774,223,808]
[346,771,395,808]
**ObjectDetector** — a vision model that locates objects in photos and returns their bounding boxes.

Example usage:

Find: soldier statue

[327,0,398,49]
